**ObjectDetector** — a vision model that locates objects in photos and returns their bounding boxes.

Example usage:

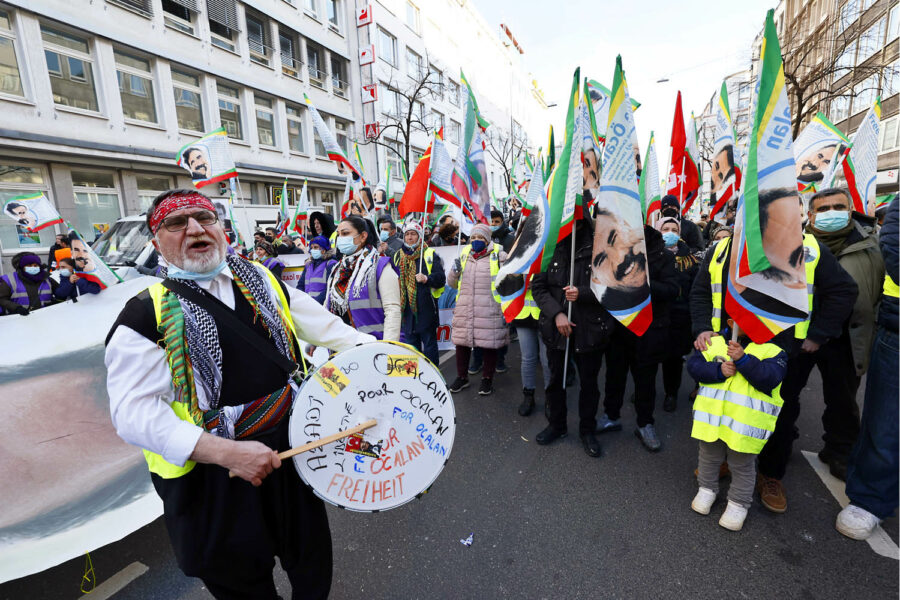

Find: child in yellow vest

[686,332,788,531]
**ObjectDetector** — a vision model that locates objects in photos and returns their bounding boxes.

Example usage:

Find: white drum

[289,341,456,512]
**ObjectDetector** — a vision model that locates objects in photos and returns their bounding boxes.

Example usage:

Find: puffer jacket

[448,243,509,349]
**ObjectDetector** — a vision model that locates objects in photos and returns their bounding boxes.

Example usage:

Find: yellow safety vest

[143,267,297,479]
[500,276,540,321]
[709,234,819,339]
[459,244,501,304]
[884,273,899,299]
[393,247,444,299]
[691,336,784,454]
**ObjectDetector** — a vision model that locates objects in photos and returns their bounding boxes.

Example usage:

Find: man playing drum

[105,189,374,599]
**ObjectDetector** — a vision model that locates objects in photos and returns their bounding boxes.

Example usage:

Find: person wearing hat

[659,195,704,253]
[392,220,445,365]
[0,251,59,315]
[655,216,700,412]
[298,235,337,304]
[254,240,285,280]
[376,215,404,258]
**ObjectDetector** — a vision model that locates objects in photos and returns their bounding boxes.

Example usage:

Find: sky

[477,0,777,171]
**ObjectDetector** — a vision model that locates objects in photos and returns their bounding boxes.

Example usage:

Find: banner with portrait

[793,112,849,189]
[176,128,238,188]
[2,192,63,233]
[67,228,122,289]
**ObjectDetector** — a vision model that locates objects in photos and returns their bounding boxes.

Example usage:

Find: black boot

[663,394,677,412]
[518,388,535,416]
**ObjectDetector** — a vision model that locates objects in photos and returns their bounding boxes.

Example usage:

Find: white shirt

[105,265,375,467]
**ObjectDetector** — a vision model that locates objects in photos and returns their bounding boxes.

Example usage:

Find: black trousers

[545,348,603,435]
[757,333,861,480]
[603,328,658,427]
[151,420,332,600]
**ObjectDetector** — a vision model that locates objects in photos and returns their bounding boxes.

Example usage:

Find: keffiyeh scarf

[326,247,379,317]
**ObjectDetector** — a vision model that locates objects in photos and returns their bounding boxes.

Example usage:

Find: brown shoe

[756,473,787,513]
[693,462,731,479]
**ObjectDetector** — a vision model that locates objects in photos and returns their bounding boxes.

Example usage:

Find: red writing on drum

[325,472,406,505]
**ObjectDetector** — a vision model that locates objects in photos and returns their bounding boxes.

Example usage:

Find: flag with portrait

[175,128,238,188]
[2,192,64,232]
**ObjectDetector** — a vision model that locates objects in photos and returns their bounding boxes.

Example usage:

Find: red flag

[398,144,436,217]
[666,91,700,212]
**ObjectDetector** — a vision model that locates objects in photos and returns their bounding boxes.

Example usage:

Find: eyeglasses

[160,210,218,232]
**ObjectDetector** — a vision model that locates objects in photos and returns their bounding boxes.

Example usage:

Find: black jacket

[531,223,615,353]
[308,211,336,239]
[669,240,700,319]
[880,197,898,332]
[690,236,858,348]
[393,249,446,332]
[679,218,704,253]
[492,225,517,253]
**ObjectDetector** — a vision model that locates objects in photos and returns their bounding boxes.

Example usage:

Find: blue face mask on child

[471,240,487,253]
[310,249,322,260]
[336,236,358,255]
[662,231,679,247]
[58,268,72,277]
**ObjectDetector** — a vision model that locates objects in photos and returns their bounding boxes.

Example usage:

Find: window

[839,0,857,33]
[326,0,340,31]
[835,40,857,78]
[406,2,420,34]
[279,28,301,77]
[246,13,270,65]
[71,170,123,238]
[890,5,899,42]
[209,21,236,51]
[448,80,460,106]
[377,27,396,67]
[331,56,348,98]
[831,94,851,122]
[162,0,195,35]
[883,64,899,98]
[413,101,424,125]
[334,119,350,155]
[0,10,24,98]
[41,26,98,112]
[114,50,157,123]
[449,119,460,144]
[856,17,886,65]
[217,83,243,139]
[255,94,275,146]
[307,44,326,88]
[207,0,239,50]
[0,164,56,251]
[172,69,203,131]
[430,109,444,133]
[880,115,899,152]
[136,175,171,211]
[853,74,878,114]
[385,140,402,179]
[304,0,317,17]
[407,48,422,78]
[381,85,400,116]
[428,64,442,98]
[286,104,305,153]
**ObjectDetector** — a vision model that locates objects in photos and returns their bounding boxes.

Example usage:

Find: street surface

[2,344,897,599]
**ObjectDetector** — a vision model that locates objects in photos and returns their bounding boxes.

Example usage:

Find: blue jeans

[405,326,440,367]
[517,326,550,390]
[845,328,899,519]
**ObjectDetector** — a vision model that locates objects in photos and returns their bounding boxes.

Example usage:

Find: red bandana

[149,193,216,234]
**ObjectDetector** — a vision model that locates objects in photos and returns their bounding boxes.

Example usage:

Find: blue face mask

[814,210,850,232]
[471,240,486,253]
[336,235,358,255]
[23,266,41,275]
[490,225,501,233]
[310,249,322,260]
[379,230,390,242]
[58,268,72,277]
[168,259,228,281]
[662,231,679,247]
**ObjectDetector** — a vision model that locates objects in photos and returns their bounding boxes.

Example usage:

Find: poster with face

[175,128,238,188]
[792,113,849,186]
[69,230,121,289]
[2,192,63,232]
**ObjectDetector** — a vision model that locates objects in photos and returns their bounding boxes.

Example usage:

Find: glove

[15,306,29,316]
[453,258,462,273]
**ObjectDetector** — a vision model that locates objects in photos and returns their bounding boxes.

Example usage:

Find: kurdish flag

[586,79,641,142]
[725,9,808,343]
[2,192,64,232]
[67,227,122,289]
[450,77,491,224]
[841,98,881,214]
[291,179,309,236]
[710,81,742,223]
[304,94,366,185]
[276,178,290,237]
[429,130,456,205]
[543,125,556,182]
[590,55,652,336]
[640,131,662,222]
[176,127,238,189]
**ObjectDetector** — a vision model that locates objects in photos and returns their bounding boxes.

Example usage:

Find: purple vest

[347,256,392,339]
[263,257,284,272]
[303,259,333,304]
[2,272,52,309]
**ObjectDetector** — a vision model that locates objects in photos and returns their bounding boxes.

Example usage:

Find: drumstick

[228,419,378,478]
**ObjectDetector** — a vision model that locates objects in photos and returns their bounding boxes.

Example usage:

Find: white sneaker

[836,504,881,540]
[718,501,748,531]
[691,487,717,515]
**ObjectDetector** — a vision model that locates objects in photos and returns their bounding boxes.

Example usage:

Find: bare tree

[358,55,445,179]
[484,122,529,195]
[779,1,894,138]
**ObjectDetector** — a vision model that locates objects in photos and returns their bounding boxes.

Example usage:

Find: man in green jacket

[757,187,884,510]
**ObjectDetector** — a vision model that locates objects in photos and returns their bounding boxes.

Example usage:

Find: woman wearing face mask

[447,223,509,396]
[655,217,700,412]
[0,252,59,316]
[254,240,285,280]
[324,215,401,341]
[54,257,101,301]
[297,235,337,304]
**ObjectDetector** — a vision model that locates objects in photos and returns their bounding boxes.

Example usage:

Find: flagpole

[562,211,577,385]
[419,180,432,274]
[678,155,685,214]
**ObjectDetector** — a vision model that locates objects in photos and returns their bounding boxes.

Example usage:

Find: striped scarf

[396,246,421,315]
[157,254,296,439]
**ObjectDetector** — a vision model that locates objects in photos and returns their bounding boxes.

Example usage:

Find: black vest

[107,281,293,407]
